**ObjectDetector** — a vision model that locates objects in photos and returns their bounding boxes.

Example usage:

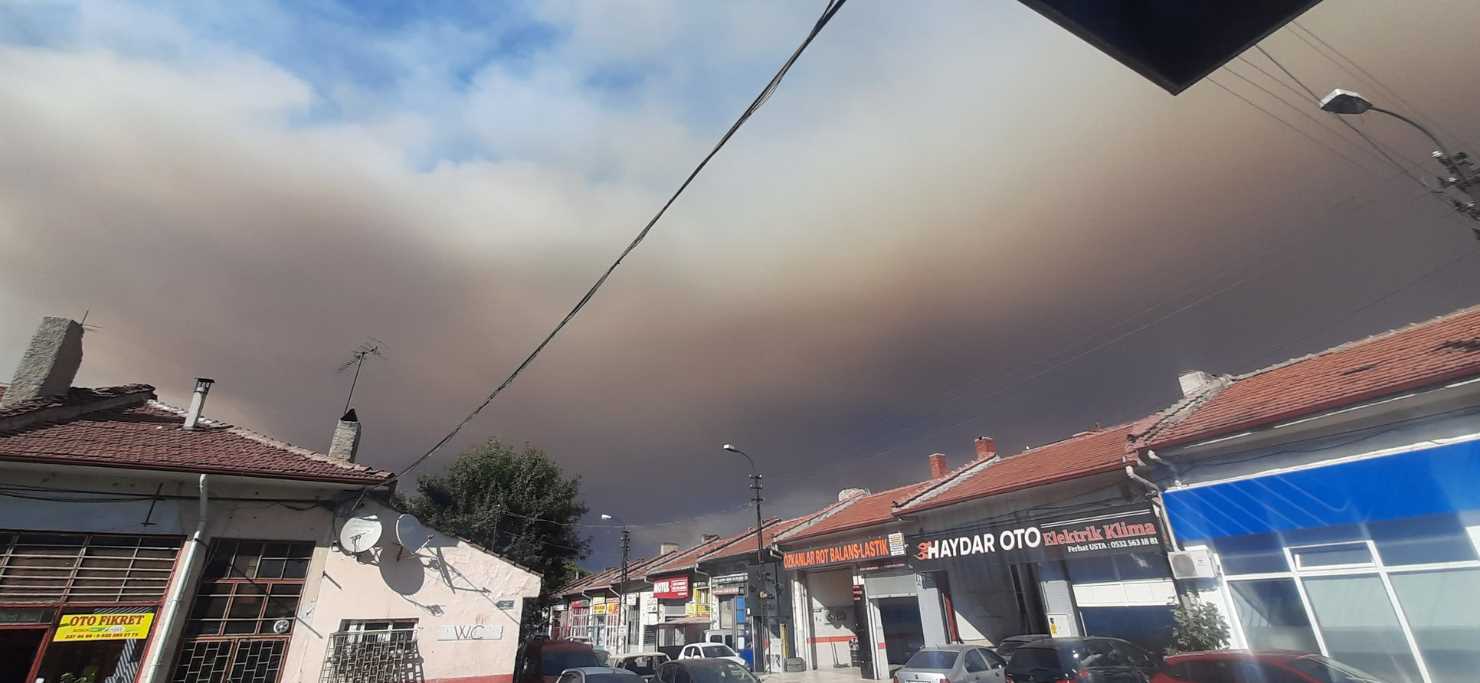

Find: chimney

[182,378,215,430]
[928,453,949,479]
[974,436,997,461]
[838,488,870,502]
[328,409,362,462]
[1,317,84,408]
[1178,370,1216,398]
[659,542,680,555]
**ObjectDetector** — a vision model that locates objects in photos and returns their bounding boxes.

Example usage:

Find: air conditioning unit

[1168,548,1216,580]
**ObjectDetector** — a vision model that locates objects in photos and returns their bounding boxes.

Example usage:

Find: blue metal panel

[1166,440,1480,541]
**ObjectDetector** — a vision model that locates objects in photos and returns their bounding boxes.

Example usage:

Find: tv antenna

[336,338,386,414]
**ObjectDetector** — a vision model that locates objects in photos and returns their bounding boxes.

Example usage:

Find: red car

[1152,650,1386,683]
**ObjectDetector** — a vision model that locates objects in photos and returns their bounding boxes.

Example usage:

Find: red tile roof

[0,385,390,485]
[699,516,812,562]
[644,530,753,578]
[1143,305,1480,448]
[901,424,1135,514]
[780,479,939,543]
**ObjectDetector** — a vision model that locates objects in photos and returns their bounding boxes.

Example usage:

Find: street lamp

[721,444,768,672]
[601,513,631,655]
[1320,89,1480,231]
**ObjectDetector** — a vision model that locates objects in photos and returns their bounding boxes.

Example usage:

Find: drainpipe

[1125,454,1191,607]
[691,566,714,643]
[139,474,209,683]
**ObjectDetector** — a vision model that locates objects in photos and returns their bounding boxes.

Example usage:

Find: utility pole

[619,527,630,655]
[722,444,769,673]
[603,513,631,655]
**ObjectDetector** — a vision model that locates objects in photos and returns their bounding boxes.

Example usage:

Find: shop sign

[592,595,607,606]
[906,507,1161,569]
[570,600,587,610]
[652,574,690,599]
[783,532,907,570]
[606,602,620,616]
[54,612,154,642]
[712,573,748,586]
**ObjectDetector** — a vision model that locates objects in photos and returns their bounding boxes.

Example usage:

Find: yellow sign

[606,602,620,616]
[55,612,154,642]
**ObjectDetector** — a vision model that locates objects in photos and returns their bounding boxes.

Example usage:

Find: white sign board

[438,624,504,641]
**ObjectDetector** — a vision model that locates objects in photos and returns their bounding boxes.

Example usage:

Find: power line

[1223,60,1406,176]
[1289,20,1476,151]
[377,0,850,489]
[1208,74,1380,178]
[1255,44,1432,192]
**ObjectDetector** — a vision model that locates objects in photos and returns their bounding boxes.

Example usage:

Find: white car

[678,643,747,668]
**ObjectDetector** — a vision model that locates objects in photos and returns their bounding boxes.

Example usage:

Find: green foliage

[1167,598,1231,655]
[402,439,589,638]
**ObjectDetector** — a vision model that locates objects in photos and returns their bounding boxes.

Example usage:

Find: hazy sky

[2,1,1478,569]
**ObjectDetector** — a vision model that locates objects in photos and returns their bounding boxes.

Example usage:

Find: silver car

[896,644,1007,683]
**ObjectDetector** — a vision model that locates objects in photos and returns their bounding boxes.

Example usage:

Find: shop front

[783,530,917,678]
[652,574,708,647]
[906,505,1176,651]
[1165,440,1480,683]
[707,573,749,652]
[0,531,183,683]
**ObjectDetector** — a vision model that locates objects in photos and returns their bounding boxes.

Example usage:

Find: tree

[403,439,590,639]
[1167,598,1231,654]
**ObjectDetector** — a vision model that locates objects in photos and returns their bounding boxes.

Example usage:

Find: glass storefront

[1208,516,1480,683]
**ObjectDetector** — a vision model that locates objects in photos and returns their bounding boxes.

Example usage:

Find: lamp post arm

[1370,106,1453,160]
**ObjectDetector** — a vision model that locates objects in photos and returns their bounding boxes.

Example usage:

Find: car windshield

[904,650,959,669]
[1289,656,1386,683]
[685,661,757,683]
[543,649,601,674]
[701,646,733,658]
[622,656,665,675]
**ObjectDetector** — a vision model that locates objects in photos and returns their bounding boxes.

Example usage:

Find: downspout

[1125,453,1190,607]
[691,566,713,638]
[139,474,209,683]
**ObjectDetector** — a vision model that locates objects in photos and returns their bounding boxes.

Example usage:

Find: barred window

[183,540,312,637]
[0,531,182,603]
[321,619,422,683]
[174,539,312,683]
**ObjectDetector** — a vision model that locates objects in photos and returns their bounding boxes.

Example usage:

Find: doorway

[1,628,46,682]
[876,597,924,666]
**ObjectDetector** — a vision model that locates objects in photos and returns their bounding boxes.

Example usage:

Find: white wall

[288,499,542,683]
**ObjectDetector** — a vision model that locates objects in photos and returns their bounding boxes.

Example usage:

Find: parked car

[657,658,761,683]
[896,644,1008,683]
[678,642,747,667]
[995,635,1051,661]
[615,652,674,683]
[556,667,646,683]
[516,640,604,683]
[1004,637,1159,683]
[1152,650,1388,683]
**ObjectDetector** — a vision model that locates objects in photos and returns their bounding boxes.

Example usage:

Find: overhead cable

[377,0,850,489]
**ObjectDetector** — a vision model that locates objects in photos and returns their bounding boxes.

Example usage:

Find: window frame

[1215,530,1480,683]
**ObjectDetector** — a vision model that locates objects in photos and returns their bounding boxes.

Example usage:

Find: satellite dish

[395,514,433,552]
[339,513,382,554]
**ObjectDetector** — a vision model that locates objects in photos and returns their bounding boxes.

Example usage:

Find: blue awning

[1165,439,1480,541]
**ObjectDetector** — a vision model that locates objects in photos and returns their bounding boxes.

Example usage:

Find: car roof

[1000,634,1051,642]
[618,652,670,659]
[567,668,640,676]
[916,644,979,652]
[543,641,596,650]
[1165,650,1307,662]
[672,659,744,668]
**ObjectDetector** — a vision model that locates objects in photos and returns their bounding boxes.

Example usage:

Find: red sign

[652,574,690,599]
[783,534,903,570]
